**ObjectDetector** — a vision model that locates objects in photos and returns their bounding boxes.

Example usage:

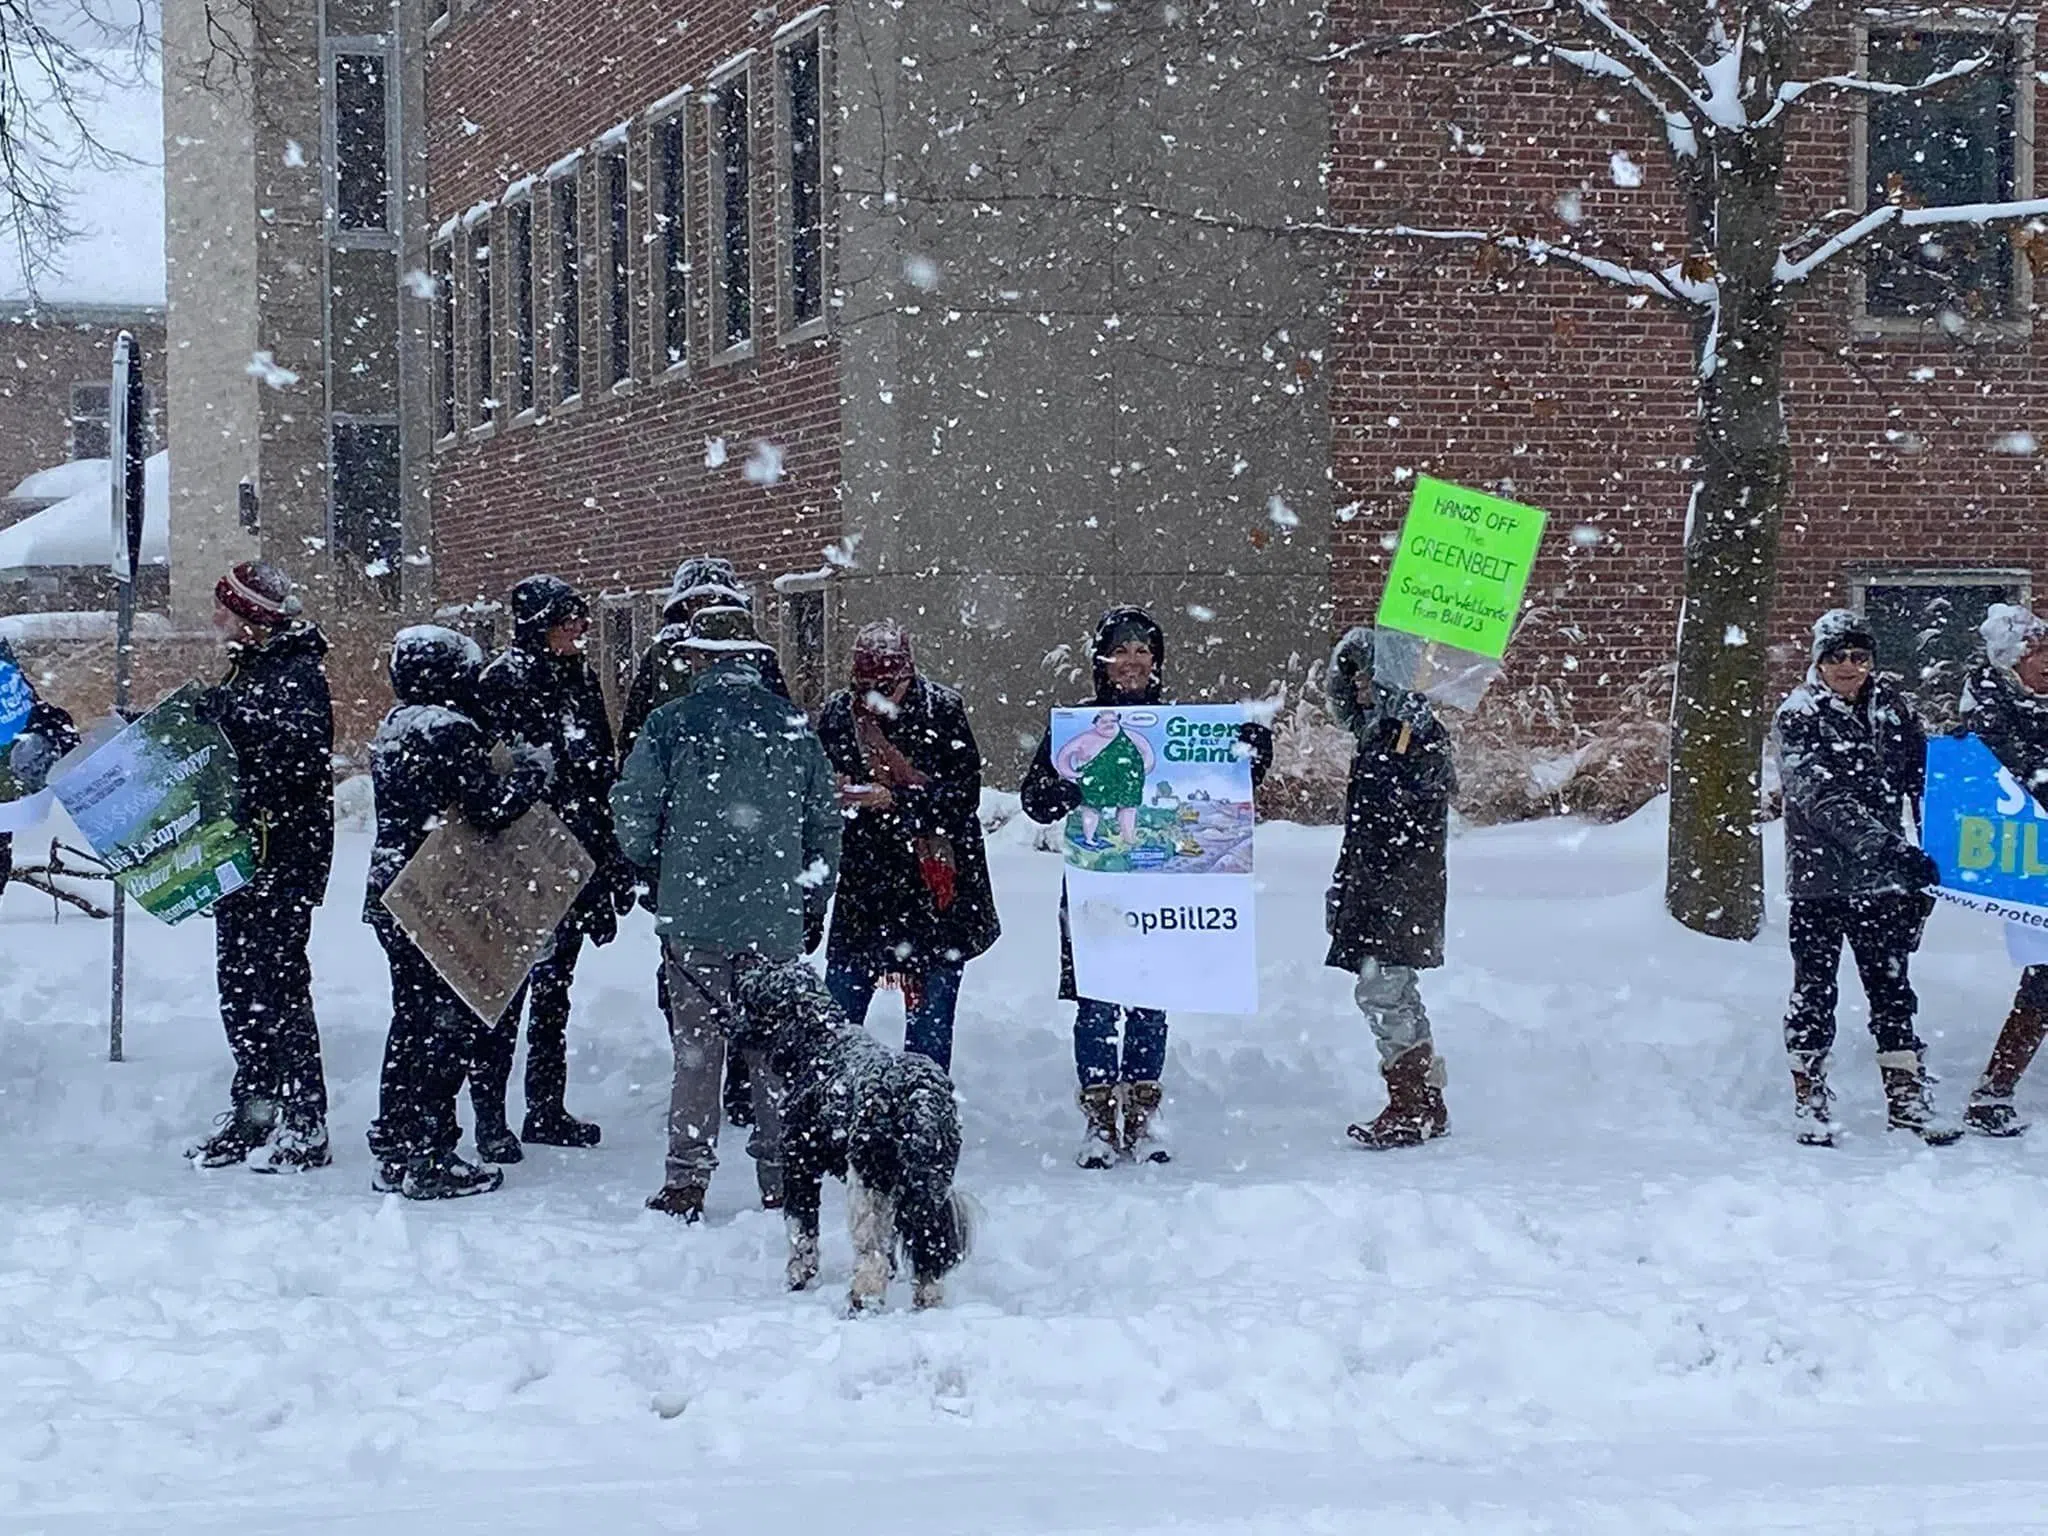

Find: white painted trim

[642,83,694,122]
[772,4,829,41]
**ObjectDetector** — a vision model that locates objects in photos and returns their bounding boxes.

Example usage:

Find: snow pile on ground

[8,458,115,504]
[0,450,168,571]
[4,799,2048,1532]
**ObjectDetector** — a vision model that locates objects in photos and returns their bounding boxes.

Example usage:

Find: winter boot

[471,1079,524,1163]
[371,1157,409,1195]
[1348,1045,1450,1150]
[250,1112,332,1174]
[401,1150,503,1200]
[1877,1050,1962,1146]
[1075,1084,1121,1169]
[521,1103,602,1148]
[187,1100,277,1169]
[645,1184,706,1222]
[1790,1052,1835,1147]
[1121,1081,1172,1164]
[1966,1007,2047,1138]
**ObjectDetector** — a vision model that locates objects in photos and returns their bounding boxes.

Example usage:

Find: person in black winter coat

[818,620,1000,1073]
[365,626,551,1199]
[1022,605,1272,1168]
[1961,603,2048,1137]
[188,562,337,1174]
[1772,608,1952,1147]
[470,575,633,1158]
[0,637,80,897]
[1321,627,1458,1151]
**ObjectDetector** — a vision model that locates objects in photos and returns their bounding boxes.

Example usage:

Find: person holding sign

[471,576,635,1159]
[1022,606,1272,1168]
[817,620,999,1073]
[0,637,79,896]
[364,627,553,1199]
[189,562,337,1174]
[1772,610,1954,1148]
[1323,628,1458,1150]
[1959,603,2048,1137]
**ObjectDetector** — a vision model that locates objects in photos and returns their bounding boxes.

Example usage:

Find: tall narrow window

[69,383,111,459]
[555,173,583,400]
[434,240,456,436]
[658,115,688,367]
[509,201,536,413]
[710,71,753,351]
[333,53,390,231]
[472,231,494,426]
[783,34,824,328]
[603,148,631,385]
[332,419,402,578]
[1864,29,2022,319]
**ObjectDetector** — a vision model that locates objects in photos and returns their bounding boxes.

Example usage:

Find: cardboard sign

[1923,733,2048,935]
[1050,703,1258,1015]
[1375,476,1548,660]
[50,684,254,924]
[380,803,596,1023]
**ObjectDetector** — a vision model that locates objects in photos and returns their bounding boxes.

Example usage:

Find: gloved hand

[804,909,826,956]
[1900,845,1943,892]
[607,854,640,917]
[7,730,58,793]
[1331,626,1374,682]
[585,900,620,948]
[510,741,556,785]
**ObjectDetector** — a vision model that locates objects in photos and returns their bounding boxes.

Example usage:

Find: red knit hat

[215,561,301,627]
[850,619,916,684]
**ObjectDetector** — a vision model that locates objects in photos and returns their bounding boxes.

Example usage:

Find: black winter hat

[1091,605,1166,704]
[389,624,484,710]
[510,575,589,649]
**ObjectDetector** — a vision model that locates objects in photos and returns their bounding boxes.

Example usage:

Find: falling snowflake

[1609,151,1643,189]
[744,441,786,485]
[245,352,299,389]
[703,436,728,468]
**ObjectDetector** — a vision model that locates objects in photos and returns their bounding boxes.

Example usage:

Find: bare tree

[0,0,152,299]
[1327,0,2048,940]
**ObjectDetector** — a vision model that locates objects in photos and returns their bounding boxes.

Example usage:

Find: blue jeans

[1074,998,1167,1087]
[826,955,964,1073]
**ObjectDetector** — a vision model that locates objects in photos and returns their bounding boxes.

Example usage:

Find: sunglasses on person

[1820,648,1872,667]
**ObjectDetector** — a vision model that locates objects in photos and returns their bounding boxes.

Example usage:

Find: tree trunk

[1666,136,1788,941]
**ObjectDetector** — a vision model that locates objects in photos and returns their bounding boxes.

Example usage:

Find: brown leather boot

[1966,1007,2047,1137]
[1122,1081,1171,1164]
[1348,1045,1450,1150]
[1877,1050,1960,1146]
[1790,1052,1834,1147]
[645,1183,706,1222]
[1076,1084,1121,1169]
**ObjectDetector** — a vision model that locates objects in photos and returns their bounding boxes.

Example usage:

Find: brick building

[426,0,2044,779]
[424,0,1330,754]
[1330,4,2045,732]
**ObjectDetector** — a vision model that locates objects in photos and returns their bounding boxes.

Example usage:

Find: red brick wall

[425,0,841,609]
[0,314,168,505]
[1330,6,2048,727]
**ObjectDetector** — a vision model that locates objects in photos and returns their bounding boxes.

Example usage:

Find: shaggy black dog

[730,961,973,1311]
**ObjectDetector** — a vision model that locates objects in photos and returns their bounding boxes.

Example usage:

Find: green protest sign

[1375,476,1549,660]
[51,684,254,924]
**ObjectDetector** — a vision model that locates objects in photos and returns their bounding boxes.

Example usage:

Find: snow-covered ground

[6,797,2048,1533]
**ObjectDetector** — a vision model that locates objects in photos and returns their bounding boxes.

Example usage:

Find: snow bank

[8,457,112,502]
[0,450,168,570]
[0,49,165,308]
[5,801,2048,1528]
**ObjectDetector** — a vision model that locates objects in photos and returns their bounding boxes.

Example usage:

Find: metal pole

[107,331,142,1065]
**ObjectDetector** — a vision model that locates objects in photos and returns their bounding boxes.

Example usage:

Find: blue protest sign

[1923,734,2048,930]
[0,656,32,750]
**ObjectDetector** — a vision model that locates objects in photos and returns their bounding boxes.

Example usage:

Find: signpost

[1373,475,1550,711]
[106,332,147,1062]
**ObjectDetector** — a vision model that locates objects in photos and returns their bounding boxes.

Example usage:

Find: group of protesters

[5,553,2046,1199]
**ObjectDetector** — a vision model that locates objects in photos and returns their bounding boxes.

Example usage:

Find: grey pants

[660,943,784,1199]
[1355,957,1432,1067]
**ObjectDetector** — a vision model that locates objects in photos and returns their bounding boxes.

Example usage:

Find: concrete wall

[833,0,1336,775]
[162,0,264,624]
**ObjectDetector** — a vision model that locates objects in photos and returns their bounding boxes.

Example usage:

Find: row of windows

[433,24,828,440]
